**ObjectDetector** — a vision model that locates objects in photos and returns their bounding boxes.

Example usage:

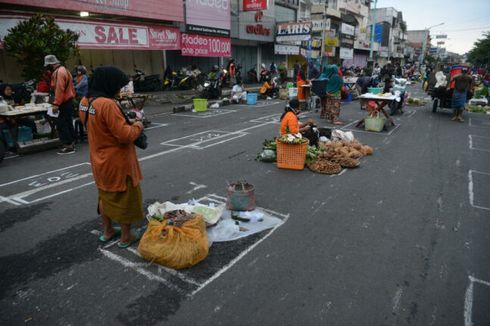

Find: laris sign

[181,33,231,57]
[276,22,312,42]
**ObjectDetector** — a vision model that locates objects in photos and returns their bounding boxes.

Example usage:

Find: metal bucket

[226,182,256,211]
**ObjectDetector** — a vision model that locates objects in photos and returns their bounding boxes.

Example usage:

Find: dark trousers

[57,100,75,146]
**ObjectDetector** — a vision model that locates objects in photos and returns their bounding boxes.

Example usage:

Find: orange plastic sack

[138,215,209,269]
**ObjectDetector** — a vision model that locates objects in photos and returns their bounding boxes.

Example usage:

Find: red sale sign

[243,0,268,11]
[181,33,231,57]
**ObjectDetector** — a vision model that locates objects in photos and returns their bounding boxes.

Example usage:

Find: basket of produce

[365,113,385,132]
[307,159,342,175]
[276,134,309,170]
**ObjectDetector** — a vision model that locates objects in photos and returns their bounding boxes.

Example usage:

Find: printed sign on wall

[181,33,231,57]
[186,0,231,37]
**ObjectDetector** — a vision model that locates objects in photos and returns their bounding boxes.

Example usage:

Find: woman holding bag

[79,66,145,248]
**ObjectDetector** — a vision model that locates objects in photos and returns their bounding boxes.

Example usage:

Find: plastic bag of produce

[138,214,208,269]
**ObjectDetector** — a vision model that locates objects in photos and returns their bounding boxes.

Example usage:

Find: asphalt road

[0,84,489,326]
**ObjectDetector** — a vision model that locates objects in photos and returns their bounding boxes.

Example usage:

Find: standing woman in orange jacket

[79,66,145,248]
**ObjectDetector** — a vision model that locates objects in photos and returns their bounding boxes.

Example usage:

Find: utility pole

[419,22,444,67]
[368,0,378,67]
[320,1,327,71]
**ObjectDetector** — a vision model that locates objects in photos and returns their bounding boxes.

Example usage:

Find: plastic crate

[368,87,383,94]
[193,98,208,112]
[276,139,309,170]
[311,79,327,97]
[246,93,257,105]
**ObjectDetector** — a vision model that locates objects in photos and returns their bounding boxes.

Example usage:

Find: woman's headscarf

[320,65,343,93]
[87,66,129,98]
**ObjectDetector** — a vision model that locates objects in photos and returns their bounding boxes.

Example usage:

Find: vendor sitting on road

[231,80,247,104]
[279,99,318,145]
[259,76,274,99]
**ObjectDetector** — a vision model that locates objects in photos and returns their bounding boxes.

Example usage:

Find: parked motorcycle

[132,67,162,92]
[200,78,222,100]
[247,67,258,84]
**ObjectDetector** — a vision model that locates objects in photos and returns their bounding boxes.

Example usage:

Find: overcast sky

[374,0,489,54]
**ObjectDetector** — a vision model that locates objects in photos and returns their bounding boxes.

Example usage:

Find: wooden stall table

[356,93,396,128]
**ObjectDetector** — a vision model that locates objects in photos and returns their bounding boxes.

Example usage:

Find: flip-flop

[98,226,121,243]
[117,228,143,248]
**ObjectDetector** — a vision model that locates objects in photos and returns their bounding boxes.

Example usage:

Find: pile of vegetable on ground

[307,140,373,175]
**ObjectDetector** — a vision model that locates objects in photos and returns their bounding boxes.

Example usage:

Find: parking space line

[469,135,490,152]
[342,122,401,136]
[99,248,186,294]
[468,170,490,211]
[464,275,490,326]
[145,122,169,130]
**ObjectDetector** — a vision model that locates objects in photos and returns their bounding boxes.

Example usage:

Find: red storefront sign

[243,0,268,11]
[0,0,184,22]
[180,33,231,57]
[245,24,271,36]
[0,16,180,50]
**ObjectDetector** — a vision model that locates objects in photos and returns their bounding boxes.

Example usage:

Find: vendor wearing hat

[280,99,313,135]
[45,54,76,155]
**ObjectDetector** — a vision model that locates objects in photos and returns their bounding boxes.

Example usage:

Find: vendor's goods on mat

[307,159,342,174]
[138,211,209,269]
[310,140,373,175]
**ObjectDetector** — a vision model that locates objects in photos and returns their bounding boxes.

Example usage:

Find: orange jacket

[79,97,144,192]
[50,66,75,106]
[280,111,300,135]
[259,81,272,94]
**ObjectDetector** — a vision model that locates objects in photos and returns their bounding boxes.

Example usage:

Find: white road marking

[144,123,169,130]
[464,275,490,326]
[173,109,236,119]
[468,170,490,211]
[191,210,289,297]
[392,287,403,315]
[186,182,207,194]
[98,248,185,294]
[469,135,490,152]
[0,162,90,188]
[125,247,202,287]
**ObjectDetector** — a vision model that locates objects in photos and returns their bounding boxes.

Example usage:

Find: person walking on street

[450,68,472,122]
[45,54,76,154]
[79,66,145,248]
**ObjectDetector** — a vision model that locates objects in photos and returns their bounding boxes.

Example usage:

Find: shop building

[0,0,185,83]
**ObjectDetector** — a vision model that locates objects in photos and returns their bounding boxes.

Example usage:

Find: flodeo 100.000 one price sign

[181,33,231,57]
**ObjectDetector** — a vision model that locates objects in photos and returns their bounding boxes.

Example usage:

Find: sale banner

[181,33,231,57]
[243,0,268,11]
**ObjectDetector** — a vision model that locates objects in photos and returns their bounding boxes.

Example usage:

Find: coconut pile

[308,140,374,174]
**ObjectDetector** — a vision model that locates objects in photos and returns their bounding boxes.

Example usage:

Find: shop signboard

[274,44,300,55]
[181,33,231,57]
[339,47,353,59]
[324,30,338,47]
[186,0,231,37]
[243,0,268,11]
[0,0,184,22]
[340,38,354,48]
[0,15,181,50]
[276,22,312,43]
[341,23,355,36]
[437,41,445,45]
[311,19,331,32]
[238,10,274,42]
[435,34,447,39]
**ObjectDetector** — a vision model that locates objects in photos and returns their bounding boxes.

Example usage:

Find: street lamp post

[419,22,444,66]
[368,0,378,67]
